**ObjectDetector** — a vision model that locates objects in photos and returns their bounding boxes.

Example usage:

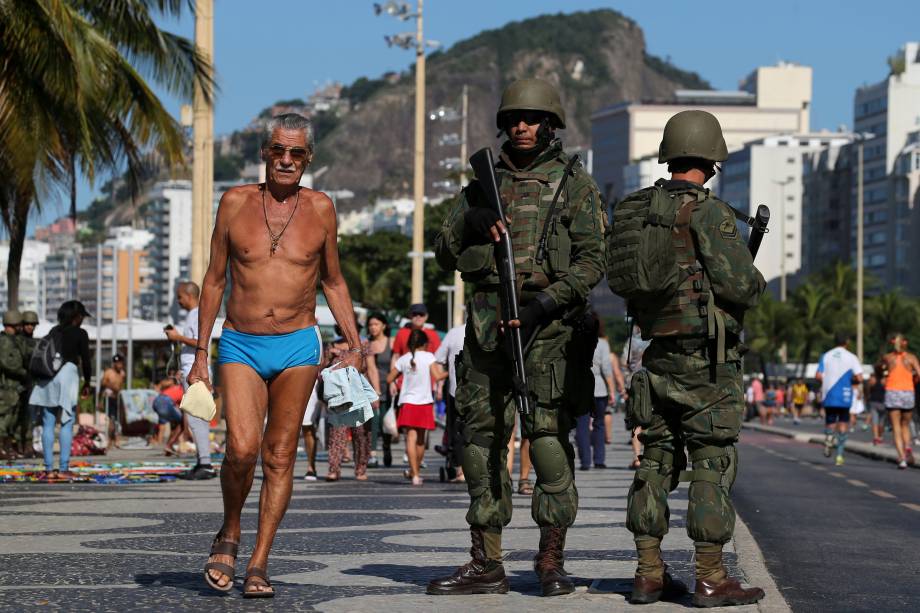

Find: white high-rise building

[853,42,920,291]
[0,240,51,313]
[592,62,813,203]
[146,180,192,321]
[720,133,853,293]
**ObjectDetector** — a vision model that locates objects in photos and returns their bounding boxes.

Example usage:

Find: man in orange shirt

[881,334,920,468]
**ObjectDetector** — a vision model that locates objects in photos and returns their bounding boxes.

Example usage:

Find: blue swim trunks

[218,326,322,380]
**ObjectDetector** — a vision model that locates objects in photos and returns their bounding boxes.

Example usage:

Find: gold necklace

[262,186,300,256]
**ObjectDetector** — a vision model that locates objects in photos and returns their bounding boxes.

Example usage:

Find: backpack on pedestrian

[30,325,65,380]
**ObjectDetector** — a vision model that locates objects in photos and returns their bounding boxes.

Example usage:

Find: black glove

[515,295,553,347]
[463,207,501,245]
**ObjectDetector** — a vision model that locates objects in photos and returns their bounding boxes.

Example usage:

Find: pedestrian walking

[387,329,447,486]
[816,333,863,466]
[575,313,613,470]
[868,368,888,445]
[326,322,375,482]
[429,78,605,597]
[434,322,466,483]
[99,354,126,449]
[622,324,650,470]
[791,379,808,424]
[165,282,217,480]
[880,334,920,468]
[607,110,766,606]
[365,312,392,467]
[28,301,93,479]
[194,113,364,598]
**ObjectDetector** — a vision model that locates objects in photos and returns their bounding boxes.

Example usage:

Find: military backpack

[607,181,713,339]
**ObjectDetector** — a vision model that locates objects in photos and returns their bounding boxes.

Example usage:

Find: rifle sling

[535,155,579,265]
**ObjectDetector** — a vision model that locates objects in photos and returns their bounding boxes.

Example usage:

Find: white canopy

[32,304,337,343]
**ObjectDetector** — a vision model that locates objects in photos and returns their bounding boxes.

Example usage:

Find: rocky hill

[314,8,709,207]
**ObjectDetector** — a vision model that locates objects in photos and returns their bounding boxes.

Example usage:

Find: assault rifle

[730,204,771,260]
[469,147,532,416]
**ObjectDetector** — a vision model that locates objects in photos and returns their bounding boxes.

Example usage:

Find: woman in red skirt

[387,329,447,485]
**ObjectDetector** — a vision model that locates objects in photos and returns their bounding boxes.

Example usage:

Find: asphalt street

[734,430,920,613]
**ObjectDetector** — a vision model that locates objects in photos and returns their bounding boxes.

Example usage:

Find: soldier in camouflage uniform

[0,310,27,459]
[15,311,40,456]
[608,110,766,607]
[427,78,606,597]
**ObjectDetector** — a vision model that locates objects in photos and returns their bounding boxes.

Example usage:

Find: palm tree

[790,283,831,377]
[865,289,920,361]
[745,293,796,384]
[0,0,212,307]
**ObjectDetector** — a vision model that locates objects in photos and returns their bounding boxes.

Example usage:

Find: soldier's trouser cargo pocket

[626,369,653,428]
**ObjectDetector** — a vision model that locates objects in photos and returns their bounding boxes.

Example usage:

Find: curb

[733,516,791,613]
[741,422,919,469]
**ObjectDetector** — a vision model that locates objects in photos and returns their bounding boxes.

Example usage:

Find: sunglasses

[266,144,310,162]
[505,111,547,128]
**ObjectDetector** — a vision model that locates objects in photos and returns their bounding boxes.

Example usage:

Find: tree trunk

[5,194,30,310]
[799,340,812,379]
[70,156,78,222]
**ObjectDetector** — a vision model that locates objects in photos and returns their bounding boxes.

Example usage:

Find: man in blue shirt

[816,333,863,465]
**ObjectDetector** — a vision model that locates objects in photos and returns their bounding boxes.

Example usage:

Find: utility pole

[191,0,214,284]
[453,84,469,328]
[856,138,865,364]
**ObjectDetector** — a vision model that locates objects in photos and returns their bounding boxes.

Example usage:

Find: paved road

[0,440,779,612]
[757,413,919,448]
[734,430,920,613]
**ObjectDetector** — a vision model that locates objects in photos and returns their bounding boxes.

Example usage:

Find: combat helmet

[22,311,39,325]
[496,78,566,130]
[3,310,22,326]
[658,110,728,163]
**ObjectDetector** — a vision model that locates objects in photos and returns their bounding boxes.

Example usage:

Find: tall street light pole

[856,137,866,364]
[191,0,214,284]
[376,1,438,304]
[772,177,793,366]
[411,0,425,305]
[453,84,469,328]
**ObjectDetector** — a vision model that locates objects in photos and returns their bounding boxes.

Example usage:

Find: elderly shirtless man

[191,113,364,598]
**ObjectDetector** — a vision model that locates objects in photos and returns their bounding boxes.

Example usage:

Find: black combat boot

[426,528,509,595]
[534,527,575,596]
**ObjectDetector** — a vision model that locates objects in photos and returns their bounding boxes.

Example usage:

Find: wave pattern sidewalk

[0,442,786,611]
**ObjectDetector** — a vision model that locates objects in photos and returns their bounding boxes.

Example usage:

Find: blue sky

[32,0,920,229]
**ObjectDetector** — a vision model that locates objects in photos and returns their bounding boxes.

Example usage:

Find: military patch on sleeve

[719,218,738,239]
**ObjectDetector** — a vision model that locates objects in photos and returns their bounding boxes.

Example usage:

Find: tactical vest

[625,186,729,361]
[496,160,572,291]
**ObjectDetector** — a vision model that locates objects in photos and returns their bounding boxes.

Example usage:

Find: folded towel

[179,381,216,422]
[321,365,378,428]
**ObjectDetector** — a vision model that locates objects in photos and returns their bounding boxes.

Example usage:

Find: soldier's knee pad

[461,443,492,497]
[529,435,572,494]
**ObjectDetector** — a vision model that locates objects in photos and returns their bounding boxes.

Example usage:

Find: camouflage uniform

[15,311,39,454]
[0,330,27,449]
[436,137,606,537]
[609,109,766,607]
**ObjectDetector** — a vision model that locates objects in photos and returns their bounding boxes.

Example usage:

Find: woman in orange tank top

[881,334,920,468]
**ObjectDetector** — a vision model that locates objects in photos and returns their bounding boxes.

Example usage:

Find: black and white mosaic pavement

[0,444,780,612]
